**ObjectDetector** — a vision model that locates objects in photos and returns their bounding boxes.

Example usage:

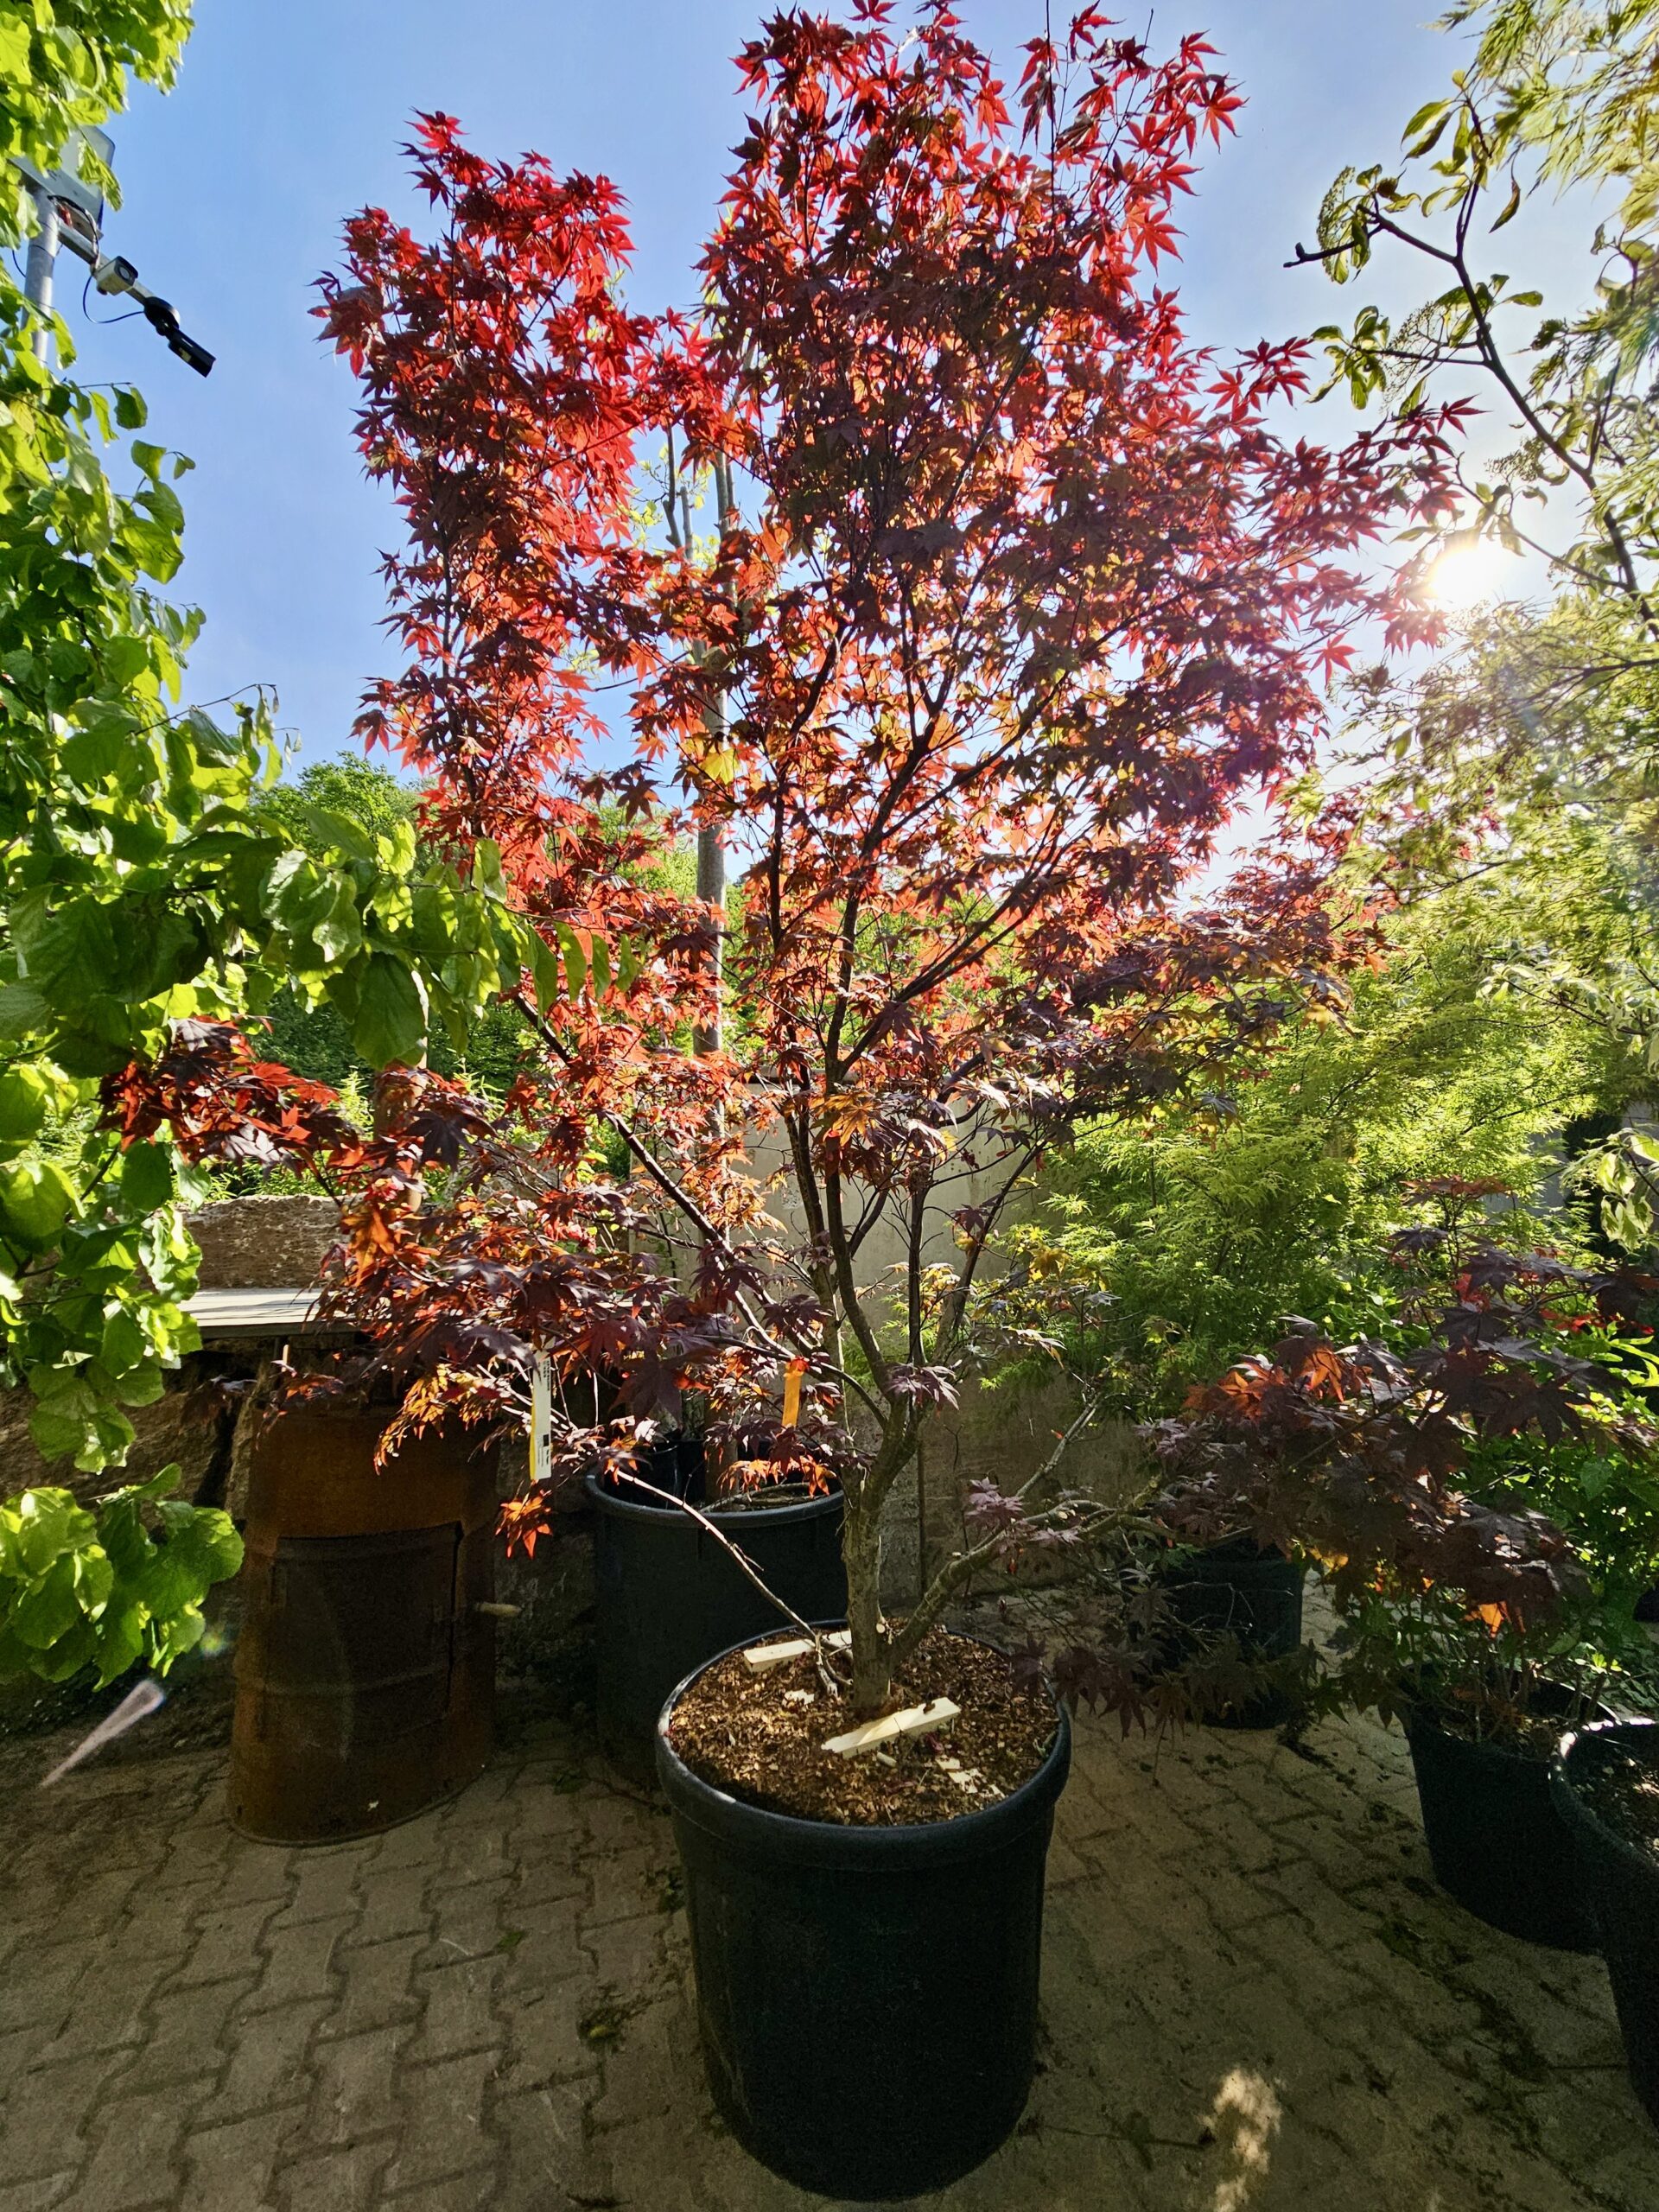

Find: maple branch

[511,992,883,1421]
[823,1163,895,1396]
[906,1181,926,1370]
[1307,180,1657,637]
[931,1139,1044,1366]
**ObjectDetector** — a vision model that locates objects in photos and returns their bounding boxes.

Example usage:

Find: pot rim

[654,1623,1072,1869]
[1550,1716,1659,1878]
[1160,1535,1302,1566]
[1405,1681,1614,1766]
[582,1468,842,1528]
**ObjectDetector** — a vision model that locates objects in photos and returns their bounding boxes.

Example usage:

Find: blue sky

[67,3,1497,771]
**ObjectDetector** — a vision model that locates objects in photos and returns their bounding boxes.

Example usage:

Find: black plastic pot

[1160,1540,1306,1728]
[586,1473,846,1781]
[1552,1719,1659,2121]
[656,1637,1071,2201]
[1405,1686,1605,1949]
[626,1431,706,1503]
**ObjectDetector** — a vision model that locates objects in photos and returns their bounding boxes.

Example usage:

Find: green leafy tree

[1304,0,1659,665]
[1007,882,1615,1417]
[257,750,421,848]
[1305,1,1659,1254]
[0,10,550,1685]
[244,753,532,1104]
[1346,590,1659,1250]
[0,3,246,1675]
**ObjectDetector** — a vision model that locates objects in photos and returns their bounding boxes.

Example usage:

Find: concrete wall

[874,1375,1146,1608]
[740,1110,1034,1301]
[738,1113,1123,1604]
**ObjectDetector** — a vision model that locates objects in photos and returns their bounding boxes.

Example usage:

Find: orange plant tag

[781,1358,806,1429]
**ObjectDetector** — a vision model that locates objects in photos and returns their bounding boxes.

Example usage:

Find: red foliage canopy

[1147,1241,1657,1626]
[302,7,1468,1700]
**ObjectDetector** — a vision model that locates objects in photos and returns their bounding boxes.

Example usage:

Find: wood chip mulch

[664,1626,1057,1826]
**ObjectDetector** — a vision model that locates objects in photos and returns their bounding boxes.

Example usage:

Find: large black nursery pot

[1404,1683,1606,1949]
[1161,1538,1306,1727]
[587,1451,846,1782]
[656,1634,1072,2201]
[1552,1719,1659,2120]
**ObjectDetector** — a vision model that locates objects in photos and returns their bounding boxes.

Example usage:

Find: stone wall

[187,1195,340,1289]
[0,1196,340,1509]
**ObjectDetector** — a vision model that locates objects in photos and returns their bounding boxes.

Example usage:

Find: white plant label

[531,1356,553,1487]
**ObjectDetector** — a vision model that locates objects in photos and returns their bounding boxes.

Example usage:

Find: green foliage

[1311,0,1659,645]
[0,0,226,1516]
[256,750,420,849]
[1349,588,1659,1256]
[1020,889,1606,1416]
[1472,1366,1659,1612]
[0,10,558,1682]
[0,4,194,251]
[236,753,533,1113]
[1310,1,1659,1272]
[0,1462,240,1688]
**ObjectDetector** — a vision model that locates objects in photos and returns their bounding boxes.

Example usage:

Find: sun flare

[1422,537,1525,609]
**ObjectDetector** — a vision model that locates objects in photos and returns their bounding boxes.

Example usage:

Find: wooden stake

[823,1698,960,1758]
[741,1629,850,1675]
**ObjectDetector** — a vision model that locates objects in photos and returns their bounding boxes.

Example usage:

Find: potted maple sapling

[315,10,1461,2196]
[1151,1196,1659,1952]
[105,1027,525,1841]
[985,1267,1318,1726]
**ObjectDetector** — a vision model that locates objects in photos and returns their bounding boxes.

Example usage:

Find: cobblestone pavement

[3,1684,1655,2212]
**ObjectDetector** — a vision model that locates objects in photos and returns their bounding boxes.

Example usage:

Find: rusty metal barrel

[229,1404,498,1843]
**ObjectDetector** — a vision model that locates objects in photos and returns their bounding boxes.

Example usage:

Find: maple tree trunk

[843,1493,892,1717]
[842,1421,921,1715]
[690,448,730,1064]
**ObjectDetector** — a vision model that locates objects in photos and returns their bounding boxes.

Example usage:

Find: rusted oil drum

[230,1404,498,1844]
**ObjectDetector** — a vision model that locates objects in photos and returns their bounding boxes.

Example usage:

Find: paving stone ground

[3,1669,1656,2212]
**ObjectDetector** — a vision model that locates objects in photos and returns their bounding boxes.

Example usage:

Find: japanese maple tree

[1148,1197,1659,1735]
[313,4,1462,1717]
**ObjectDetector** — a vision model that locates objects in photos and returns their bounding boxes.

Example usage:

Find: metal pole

[691,453,734,1061]
[693,820,726,1056]
[22,184,57,365]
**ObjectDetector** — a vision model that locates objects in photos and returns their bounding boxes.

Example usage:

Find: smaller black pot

[618,1431,706,1503]
[587,1474,846,1782]
[1552,1719,1659,2123]
[657,1635,1071,2201]
[1406,1687,1605,1949]
[1160,1541,1306,1728]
